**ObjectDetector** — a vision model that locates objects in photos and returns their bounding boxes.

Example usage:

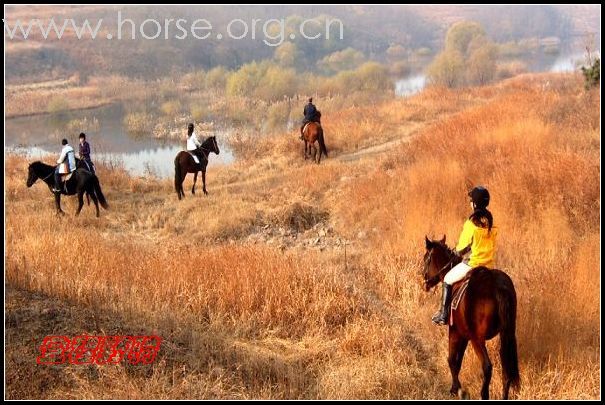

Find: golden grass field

[5,73,600,399]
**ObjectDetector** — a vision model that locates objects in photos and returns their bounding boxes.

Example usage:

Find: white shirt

[187,132,202,151]
[57,144,76,173]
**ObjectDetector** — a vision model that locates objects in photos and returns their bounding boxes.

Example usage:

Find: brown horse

[423,236,520,400]
[174,136,220,200]
[302,121,328,164]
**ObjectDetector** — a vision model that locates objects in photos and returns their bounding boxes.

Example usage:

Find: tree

[386,44,407,61]
[274,42,301,68]
[466,38,497,85]
[445,21,487,55]
[427,50,465,88]
[428,21,498,88]
[226,62,267,97]
[581,58,600,90]
[355,62,391,91]
[317,47,365,74]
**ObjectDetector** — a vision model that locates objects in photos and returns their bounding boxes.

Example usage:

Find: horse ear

[425,236,432,249]
[440,235,446,244]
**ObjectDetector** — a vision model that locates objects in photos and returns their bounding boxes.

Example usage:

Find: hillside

[5,73,600,399]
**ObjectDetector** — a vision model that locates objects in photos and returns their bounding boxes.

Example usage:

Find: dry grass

[5,73,600,399]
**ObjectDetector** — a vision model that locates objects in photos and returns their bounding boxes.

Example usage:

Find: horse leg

[179,174,185,199]
[192,172,197,195]
[202,170,208,195]
[304,140,308,159]
[55,192,64,216]
[448,330,469,396]
[76,191,85,216]
[89,189,100,217]
[313,144,318,164]
[471,339,493,400]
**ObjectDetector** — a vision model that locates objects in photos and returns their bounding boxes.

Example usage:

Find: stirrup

[431,310,448,325]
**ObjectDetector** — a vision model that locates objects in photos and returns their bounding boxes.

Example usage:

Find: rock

[357,231,367,240]
[318,229,327,237]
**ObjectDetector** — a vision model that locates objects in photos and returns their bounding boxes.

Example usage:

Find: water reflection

[395,74,427,97]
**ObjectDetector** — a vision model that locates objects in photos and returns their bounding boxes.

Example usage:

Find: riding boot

[431,283,453,326]
[53,172,62,193]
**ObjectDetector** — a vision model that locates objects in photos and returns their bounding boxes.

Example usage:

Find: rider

[186,123,204,163]
[54,138,76,193]
[432,186,497,325]
[78,132,95,173]
[300,97,321,139]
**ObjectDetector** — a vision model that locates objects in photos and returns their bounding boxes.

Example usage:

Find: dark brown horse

[26,161,108,217]
[423,236,520,400]
[302,121,328,164]
[174,136,220,200]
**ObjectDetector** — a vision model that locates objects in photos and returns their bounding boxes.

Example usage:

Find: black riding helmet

[469,186,490,209]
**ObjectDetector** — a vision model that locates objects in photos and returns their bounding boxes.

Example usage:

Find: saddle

[60,172,74,182]
[302,121,321,134]
[188,152,200,164]
[449,268,478,326]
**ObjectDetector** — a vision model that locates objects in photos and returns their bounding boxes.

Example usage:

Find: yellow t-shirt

[455,219,497,268]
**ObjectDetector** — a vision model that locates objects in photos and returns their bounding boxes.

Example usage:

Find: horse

[174,136,220,200]
[422,236,520,400]
[26,161,109,217]
[302,121,328,164]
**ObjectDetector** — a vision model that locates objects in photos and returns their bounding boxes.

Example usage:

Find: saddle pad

[188,152,200,164]
[449,278,470,326]
[60,172,74,182]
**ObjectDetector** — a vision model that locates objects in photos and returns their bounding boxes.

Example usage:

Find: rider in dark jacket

[300,97,321,139]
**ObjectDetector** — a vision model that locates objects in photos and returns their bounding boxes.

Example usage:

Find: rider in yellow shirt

[432,186,497,325]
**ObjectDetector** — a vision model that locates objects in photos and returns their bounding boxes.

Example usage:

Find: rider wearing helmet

[432,186,498,325]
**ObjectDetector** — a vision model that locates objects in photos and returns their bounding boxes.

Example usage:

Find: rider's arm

[455,220,474,254]
[57,147,67,164]
[194,134,202,147]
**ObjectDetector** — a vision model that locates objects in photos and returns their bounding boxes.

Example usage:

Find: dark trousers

[54,167,62,192]
[83,158,95,173]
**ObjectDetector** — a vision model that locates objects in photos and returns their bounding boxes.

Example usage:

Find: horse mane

[432,240,458,261]
[30,161,53,172]
[201,136,215,148]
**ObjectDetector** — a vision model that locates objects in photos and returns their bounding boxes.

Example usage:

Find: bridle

[425,246,459,288]
[198,137,218,156]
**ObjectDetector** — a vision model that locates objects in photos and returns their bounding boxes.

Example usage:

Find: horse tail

[93,175,109,209]
[497,276,520,392]
[318,128,328,157]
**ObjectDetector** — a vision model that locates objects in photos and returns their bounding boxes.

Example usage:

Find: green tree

[427,50,465,88]
[581,58,600,90]
[226,62,267,97]
[445,21,487,55]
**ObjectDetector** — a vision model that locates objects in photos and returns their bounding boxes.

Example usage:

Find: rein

[40,171,54,181]
[426,248,460,287]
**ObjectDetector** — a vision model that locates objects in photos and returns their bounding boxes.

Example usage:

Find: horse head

[423,235,456,291]
[204,136,220,155]
[26,162,40,187]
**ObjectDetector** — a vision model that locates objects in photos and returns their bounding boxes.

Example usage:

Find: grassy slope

[5,73,600,399]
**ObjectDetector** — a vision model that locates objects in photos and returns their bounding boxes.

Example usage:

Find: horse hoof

[458,389,470,400]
